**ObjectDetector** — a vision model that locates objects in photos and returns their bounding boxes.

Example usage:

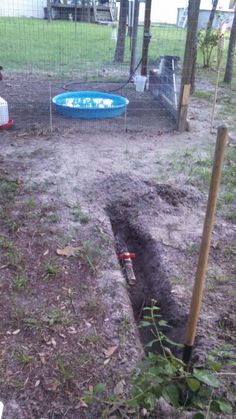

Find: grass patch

[0,176,19,204]
[71,205,90,224]
[0,18,186,75]
[0,235,24,271]
[43,260,61,279]
[193,91,212,100]
[13,275,27,291]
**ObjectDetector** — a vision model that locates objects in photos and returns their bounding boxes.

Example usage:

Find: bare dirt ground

[0,73,236,418]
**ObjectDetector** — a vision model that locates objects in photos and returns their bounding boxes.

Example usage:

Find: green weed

[15,351,34,365]
[13,275,27,291]
[83,301,236,417]
[193,91,212,100]
[82,240,101,272]
[46,308,66,326]
[71,205,90,224]
[57,354,72,383]
[25,197,36,210]
[0,176,19,203]
[43,261,60,279]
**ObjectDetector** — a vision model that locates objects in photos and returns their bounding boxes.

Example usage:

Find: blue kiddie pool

[52,91,129,120]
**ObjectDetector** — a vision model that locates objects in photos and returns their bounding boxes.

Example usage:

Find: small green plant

[13,275,27,291]
[48,214,60,223]
[71,205,90,224]
[82,240,101,272]
[193,91,212,100]
[0,235,14,250]
[23,316,40,331]
[186,243,199,256]
[198,29,220,68]
[225,210,236,223]
[120,316,131,334]
[46,308,65,326]
[0,236,24,271]
[84,301,235,417]
[25,197,36,210]
[57,354,72,383]
[15,351,34,365]
[0,176,19,204]
[43,261,60,279]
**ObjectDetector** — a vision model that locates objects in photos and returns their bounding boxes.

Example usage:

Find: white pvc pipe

[0,402,4,419]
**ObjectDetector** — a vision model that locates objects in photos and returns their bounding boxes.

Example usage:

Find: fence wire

[0,1,235,133]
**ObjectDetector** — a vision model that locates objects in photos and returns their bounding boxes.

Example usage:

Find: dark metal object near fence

[149,55,180,122]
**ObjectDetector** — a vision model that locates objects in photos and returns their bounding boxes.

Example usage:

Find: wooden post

[92,0,97,23]
[141,0,152,77]
[210,31,225,133]
[130,0,140,76]
[178,0,201,132]
[183,125,228,364]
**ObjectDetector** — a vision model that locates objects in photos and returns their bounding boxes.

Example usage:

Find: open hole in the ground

[108,212,186,355]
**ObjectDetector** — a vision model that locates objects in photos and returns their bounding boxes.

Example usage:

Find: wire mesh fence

[0,1,235,134]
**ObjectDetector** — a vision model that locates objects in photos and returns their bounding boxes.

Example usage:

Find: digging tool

[183,125,228,365]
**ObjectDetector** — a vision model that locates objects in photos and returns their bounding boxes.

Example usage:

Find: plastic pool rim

[52,91,129,120]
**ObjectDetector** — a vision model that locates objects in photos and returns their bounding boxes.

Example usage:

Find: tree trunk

[141,0,152,76]
[114,0,128,63]
[207,0,219,30]
[47,0,52,23]
[178,0,201,131]
[130,0,140,76]
[190,39,197,94]
[224,8,236,83]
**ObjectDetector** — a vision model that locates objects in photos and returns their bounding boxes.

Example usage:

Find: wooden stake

[210,32,225,133]
[183,125,228,364]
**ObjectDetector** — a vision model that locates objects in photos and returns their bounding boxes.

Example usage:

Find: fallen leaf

[104,346,118,358]
[56,245,80,257]
[104,358,110,365]
[35,380,40,387]
[114,380,125,396]
[68,327,77,334]
[17,177,23,186]
[76,400,88,409]
[12,329,20,335]
[51,381,59,392]
[24,376,29,386]
[59,333,66,339]
[39,353,46,365]
[0,264,9,270]
[51,337,57,347]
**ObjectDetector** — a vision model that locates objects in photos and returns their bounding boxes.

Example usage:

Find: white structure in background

[0,0,234,22]
[0,0,47,18]
[139,0,234,24]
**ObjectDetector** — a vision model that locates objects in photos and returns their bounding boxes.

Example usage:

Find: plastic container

[52,91,129,120]
[0,96,9,126]
[135,75,147,92]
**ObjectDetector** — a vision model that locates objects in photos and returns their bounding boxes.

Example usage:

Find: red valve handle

[118,252,136,260]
